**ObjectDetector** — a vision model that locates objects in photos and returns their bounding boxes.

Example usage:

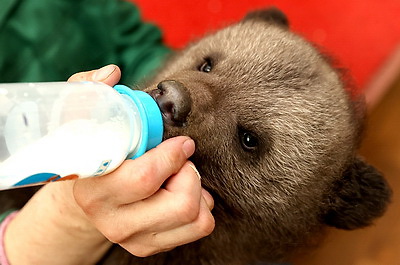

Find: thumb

[68,64,121,86]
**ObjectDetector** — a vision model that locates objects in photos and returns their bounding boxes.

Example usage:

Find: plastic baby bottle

[0,81,163,190]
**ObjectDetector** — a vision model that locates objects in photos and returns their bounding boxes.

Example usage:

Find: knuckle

[174,195,200,223]
[158,145,184,174]
[67,72,88,82]
[78,200,97,216]
[73,189,101,217]
[129,166,159,198]
[77,197,96,213]
[159,154,177,174]
[102,225,129,244]
[127,239,161,258]
[131,246,158,258]
[196,213,215,237]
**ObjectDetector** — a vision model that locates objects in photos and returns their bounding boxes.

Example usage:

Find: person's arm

[3,181,111,265]
[2,65,214,265]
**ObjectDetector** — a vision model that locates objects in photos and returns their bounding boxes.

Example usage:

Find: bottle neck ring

[114,85,163,159]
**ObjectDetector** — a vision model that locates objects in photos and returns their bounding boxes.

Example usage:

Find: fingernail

[188,163,201,180]
[182,139,195,158]
[92,65,116,81]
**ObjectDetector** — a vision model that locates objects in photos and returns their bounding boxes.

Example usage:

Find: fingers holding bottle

[73,136,215,256]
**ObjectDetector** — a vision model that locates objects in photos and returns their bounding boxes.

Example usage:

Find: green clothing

[0,0,170,86]
[0,209,15,223]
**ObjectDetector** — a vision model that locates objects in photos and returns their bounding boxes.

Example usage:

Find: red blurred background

[131,0,400,95]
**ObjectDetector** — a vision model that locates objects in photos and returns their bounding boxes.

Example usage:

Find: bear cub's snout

[150,80,192,127]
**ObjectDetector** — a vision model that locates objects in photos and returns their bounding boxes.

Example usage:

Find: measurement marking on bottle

[94,160,112,176]
[22,114,28,126]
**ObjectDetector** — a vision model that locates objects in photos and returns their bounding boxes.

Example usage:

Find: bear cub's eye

[239,130,259,151]
[198,58,213,73]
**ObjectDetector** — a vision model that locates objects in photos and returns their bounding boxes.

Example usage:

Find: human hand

[74,136,215,257]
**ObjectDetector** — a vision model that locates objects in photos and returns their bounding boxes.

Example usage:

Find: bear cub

[99,7,391,265]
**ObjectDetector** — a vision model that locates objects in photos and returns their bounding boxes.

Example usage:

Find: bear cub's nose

[150,80,192,127]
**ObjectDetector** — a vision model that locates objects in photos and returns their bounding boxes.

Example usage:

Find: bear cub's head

[143,8,391,262]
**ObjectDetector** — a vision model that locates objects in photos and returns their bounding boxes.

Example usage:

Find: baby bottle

[0,81,163,190]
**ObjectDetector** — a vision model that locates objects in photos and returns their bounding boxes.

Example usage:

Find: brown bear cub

[0,7,391,265]
[96,7,391,265]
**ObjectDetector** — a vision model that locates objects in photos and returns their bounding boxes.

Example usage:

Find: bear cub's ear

[243,7,289,28]
[323,157,392,230]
